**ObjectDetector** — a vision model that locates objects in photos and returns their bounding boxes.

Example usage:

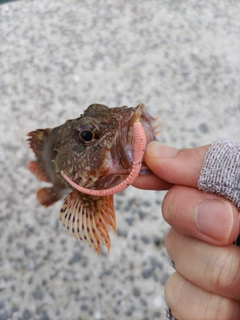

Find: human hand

[134,142,240,320]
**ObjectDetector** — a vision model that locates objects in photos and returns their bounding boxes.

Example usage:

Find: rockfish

[27,103,157,254]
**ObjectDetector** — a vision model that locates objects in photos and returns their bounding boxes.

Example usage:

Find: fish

[27,103,158,254]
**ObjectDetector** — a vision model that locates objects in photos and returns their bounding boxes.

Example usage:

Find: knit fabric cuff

[198,139,240,211]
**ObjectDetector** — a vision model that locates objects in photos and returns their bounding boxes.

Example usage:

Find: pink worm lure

[61,117,147,196]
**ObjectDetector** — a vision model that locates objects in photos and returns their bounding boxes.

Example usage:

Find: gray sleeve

[198,139,240,211]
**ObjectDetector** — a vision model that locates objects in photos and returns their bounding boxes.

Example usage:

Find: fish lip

[120,103,157,175]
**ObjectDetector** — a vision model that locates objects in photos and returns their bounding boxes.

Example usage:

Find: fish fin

[59,191,116,255]
[27,129,51,159]
[27,129,52,182]
[28,161,50,182]
[37,187,62,207]
[154,117,162,136]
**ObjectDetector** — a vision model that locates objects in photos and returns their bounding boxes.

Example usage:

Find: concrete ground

[1,1,240,319]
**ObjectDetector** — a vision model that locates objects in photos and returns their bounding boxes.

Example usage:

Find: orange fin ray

[154,117,162,136]
[27,129,52,182]
[28,161,50,182]
[59,191,116,254]
[27,129,51,158]
[37,187,63,207]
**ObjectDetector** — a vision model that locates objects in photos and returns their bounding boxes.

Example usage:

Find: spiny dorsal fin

[59,191,116,254]
[27,129,52,183]
[27,129,51,159]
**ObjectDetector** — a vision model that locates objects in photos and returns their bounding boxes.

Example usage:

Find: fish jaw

[60,119,147,196]
[97,103,157,179]
[119,103,158,174]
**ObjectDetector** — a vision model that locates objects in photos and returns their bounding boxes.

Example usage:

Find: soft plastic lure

[61,116,147,196]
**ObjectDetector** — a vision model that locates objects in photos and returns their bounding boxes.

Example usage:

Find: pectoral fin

[59,191,116,254]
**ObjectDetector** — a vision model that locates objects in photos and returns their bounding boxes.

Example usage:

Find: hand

[134,142,240,320]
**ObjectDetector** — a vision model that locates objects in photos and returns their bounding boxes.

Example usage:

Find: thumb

[145,141,210,188]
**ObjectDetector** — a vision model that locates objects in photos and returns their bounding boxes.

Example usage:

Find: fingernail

[147,142,178,159]
[196,199,234,243]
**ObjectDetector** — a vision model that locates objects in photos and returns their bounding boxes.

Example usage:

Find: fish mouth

[120,103,158,175]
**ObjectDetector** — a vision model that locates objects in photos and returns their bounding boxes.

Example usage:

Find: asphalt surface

[1,1,240,319]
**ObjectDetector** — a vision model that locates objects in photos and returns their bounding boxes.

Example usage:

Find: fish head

[53,103,157,189]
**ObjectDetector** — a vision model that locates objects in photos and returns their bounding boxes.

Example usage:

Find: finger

[165,272,240,320]
[133,173,173,190]
[134,142,209,190]
[144,142,210,187]
[166,228,240,302]
[162,185,240,245]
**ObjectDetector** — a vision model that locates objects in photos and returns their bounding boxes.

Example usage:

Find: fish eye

[75,119,100,145]
[79,130,94,142]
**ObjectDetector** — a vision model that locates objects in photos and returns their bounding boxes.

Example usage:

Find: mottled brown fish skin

[27,103,157,253]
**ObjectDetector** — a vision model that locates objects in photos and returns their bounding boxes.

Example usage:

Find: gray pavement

[1,1,240,319]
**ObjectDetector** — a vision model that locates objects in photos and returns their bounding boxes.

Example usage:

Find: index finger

[133,142,210,190]
[133,173,173,190]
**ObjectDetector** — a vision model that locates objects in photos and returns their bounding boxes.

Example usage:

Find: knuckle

[162,186,180,222]
[205,247,240,292]
[207,297,240,320]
